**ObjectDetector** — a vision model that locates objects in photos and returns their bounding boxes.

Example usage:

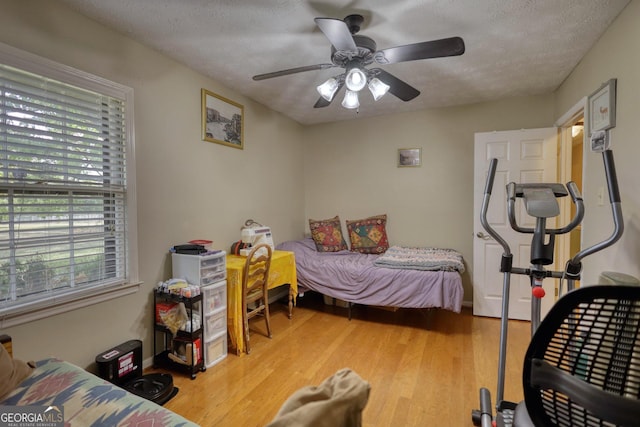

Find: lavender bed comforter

[277,239,464,312]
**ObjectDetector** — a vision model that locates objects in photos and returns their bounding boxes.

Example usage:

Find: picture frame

[397,148,422,167]
[587,78,616,134]
[201,88,244,149]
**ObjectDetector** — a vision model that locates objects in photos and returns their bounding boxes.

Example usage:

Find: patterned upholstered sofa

[0,336,198,427]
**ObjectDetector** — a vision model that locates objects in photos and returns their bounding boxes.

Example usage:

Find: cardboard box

[173,337,202,365]
[323,295,350,308]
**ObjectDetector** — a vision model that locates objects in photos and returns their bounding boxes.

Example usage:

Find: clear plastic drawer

[202,282,226,315]
[205,334,227,368]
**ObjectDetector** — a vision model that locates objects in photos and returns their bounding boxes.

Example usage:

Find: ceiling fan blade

[375,36,465,64]
[314,81,344,108]
[314,96,332,108]
[253,63,335,81]
[373,69,420,101]
[314,18,358,53]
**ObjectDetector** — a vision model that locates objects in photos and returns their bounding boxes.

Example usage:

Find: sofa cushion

[346,214,389,254]
[309,216,348,252]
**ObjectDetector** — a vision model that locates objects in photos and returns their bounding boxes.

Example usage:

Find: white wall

[303,96,556,301]
[555,1,639,284]
[2,0,637,368]
[0,0,306,366]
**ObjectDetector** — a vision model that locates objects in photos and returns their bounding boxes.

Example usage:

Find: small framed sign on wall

[397,148,422,167]
[587,78,616,134]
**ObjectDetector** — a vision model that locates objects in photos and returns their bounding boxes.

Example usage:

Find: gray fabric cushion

[267,368,370,427]
[513,401,535,427]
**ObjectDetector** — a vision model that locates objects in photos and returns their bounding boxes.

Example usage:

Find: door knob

[476,232,491,240]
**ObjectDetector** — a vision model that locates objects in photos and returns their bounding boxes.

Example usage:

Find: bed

[0,336,199,427]
[276,238,464,313]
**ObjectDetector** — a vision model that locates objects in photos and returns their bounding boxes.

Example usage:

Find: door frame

[554,96,587,302]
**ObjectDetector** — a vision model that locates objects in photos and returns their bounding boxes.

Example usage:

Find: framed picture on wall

[201,89,244,149]
[587,78,616,134]
[397,148,422,167]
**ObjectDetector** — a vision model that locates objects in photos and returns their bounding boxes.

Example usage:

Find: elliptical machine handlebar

[480,158,511,257]
[483,157,499,196]
[483,149,622,276]
[480,158,585,259]
[562,182,586,233]
[566,149,624,276]
[506,182,585,235]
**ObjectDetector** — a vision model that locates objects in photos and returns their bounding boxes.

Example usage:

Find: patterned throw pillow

[346,214,389,254]
[309,216,348,252]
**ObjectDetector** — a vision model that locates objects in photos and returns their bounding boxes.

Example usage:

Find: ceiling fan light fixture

[344,67,367,92]
[317,77,339,101]
[342,90,360,109]
[255,15,466,112]
[368,77,390,101]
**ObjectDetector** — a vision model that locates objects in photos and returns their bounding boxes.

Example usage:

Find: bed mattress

[277,239,464,312]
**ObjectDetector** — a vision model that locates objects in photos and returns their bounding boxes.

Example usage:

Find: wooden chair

[241,243,273,354]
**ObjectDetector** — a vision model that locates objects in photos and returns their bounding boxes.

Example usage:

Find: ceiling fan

[252,14,465,109]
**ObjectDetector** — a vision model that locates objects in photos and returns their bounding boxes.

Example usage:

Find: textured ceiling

[57,0,629,125]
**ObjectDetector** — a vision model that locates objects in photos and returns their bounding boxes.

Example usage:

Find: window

[0,43,138,327]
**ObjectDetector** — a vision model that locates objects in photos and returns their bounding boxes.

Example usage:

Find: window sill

[0,281,143,328]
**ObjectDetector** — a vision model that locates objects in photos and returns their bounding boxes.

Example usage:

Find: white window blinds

[0,61,131,317]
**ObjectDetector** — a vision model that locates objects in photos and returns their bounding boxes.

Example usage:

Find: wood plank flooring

[156,292,530,427]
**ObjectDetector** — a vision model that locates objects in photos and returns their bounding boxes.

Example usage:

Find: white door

[473,128,558,320]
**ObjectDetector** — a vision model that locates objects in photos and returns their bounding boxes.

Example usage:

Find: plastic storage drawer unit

[201,280,228,368]
[172,251,226,287]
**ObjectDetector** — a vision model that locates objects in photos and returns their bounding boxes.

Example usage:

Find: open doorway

[556,99,586,295]
[569,122,584,259]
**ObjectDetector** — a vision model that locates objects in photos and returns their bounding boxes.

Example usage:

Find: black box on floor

[96,340,178,406]
[96,339,143,386]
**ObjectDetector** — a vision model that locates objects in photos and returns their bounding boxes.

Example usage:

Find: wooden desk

[226,250,297,355]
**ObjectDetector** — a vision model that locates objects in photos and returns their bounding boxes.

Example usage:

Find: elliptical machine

[471,129,624,427]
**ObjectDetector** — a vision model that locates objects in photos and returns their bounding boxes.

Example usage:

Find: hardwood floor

[157,292,531,426]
